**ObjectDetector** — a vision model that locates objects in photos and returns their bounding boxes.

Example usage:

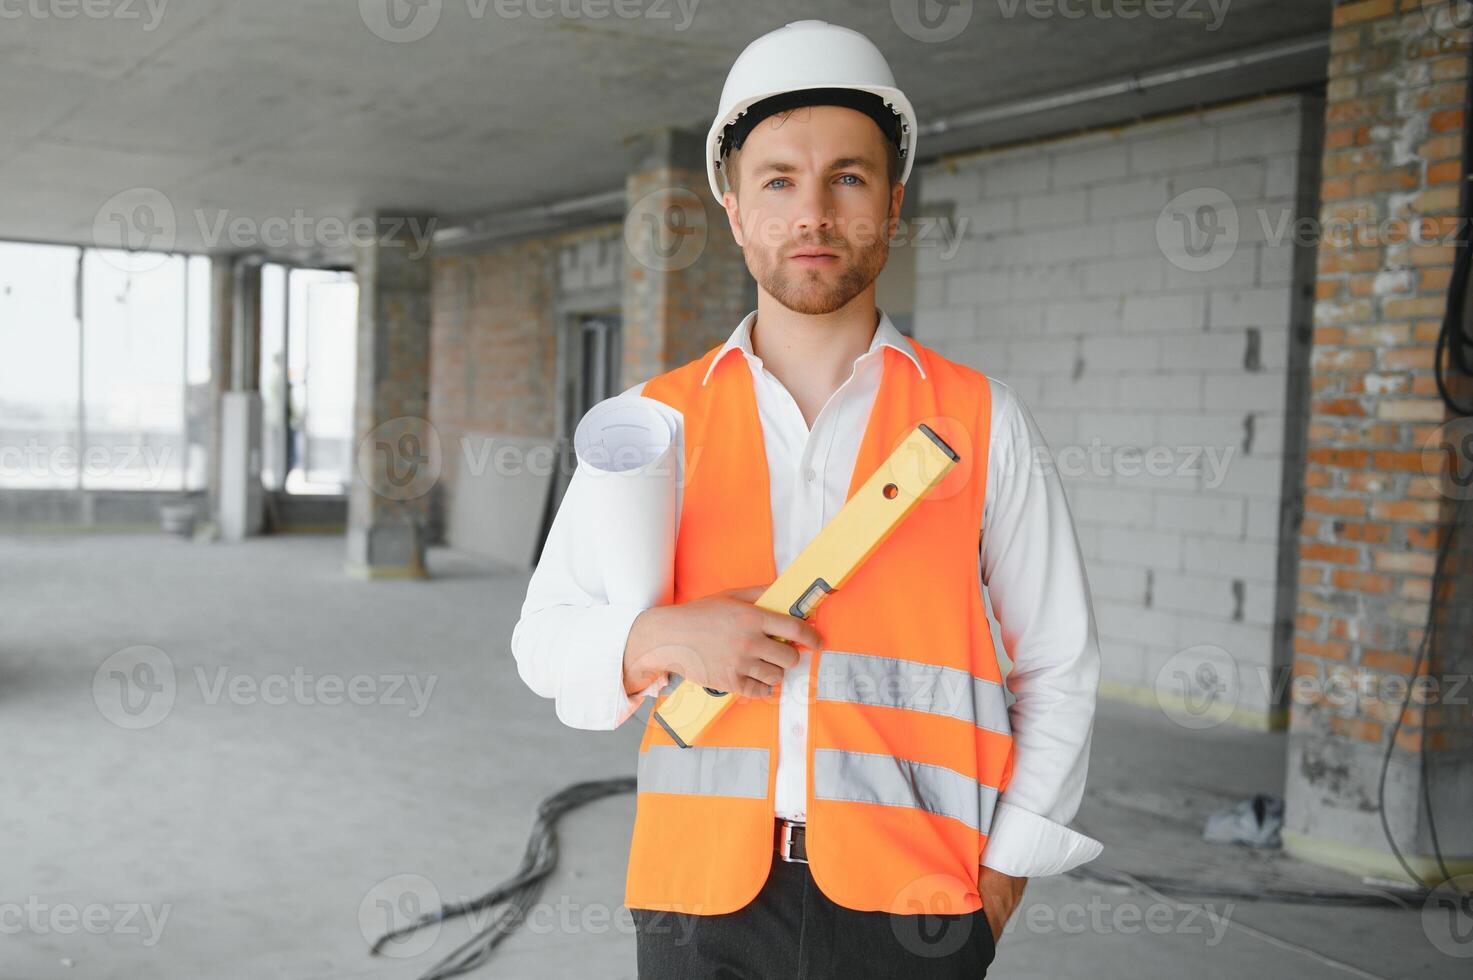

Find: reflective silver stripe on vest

[815,650,1011,735]
[813,748,1000,833]
[637,745,769,799]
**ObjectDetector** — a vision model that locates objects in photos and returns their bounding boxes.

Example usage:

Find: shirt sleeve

[509,381,672,731]
[978,380,1104,878]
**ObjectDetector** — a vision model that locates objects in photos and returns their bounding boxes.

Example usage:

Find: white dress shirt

[512,308,1104,878]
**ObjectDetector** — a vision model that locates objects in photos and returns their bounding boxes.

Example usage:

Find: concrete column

[346,213,436,579]
[206,255,235,523]
[621,126,755,384]
[231,259,262,392]
[206,254,262,530]
[1285,0,1473,883]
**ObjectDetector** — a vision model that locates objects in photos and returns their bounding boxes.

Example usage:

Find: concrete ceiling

[0,0,1334,264]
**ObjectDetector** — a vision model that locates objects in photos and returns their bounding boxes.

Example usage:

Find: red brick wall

[429,240,560,444]
[1295,0,1470,765]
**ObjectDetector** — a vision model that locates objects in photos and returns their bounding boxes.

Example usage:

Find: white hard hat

[705,20,917,203]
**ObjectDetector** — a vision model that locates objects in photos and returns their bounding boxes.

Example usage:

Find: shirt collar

[699,308,926,387]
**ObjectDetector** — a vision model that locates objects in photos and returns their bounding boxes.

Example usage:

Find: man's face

[724,104,903,316]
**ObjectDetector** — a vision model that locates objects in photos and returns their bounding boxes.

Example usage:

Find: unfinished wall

[913,93,1323,730]
[1284,0,1473,879]
[428,224,622,564]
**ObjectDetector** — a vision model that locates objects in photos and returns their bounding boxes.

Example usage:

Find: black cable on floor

[369,776,635,980]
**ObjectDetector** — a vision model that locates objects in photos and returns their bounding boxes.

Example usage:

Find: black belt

[774,817,807,863]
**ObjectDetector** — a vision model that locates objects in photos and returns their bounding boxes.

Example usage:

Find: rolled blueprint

[572,395,680,609]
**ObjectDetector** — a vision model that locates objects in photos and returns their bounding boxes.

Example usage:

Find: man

[512,20,1102,978]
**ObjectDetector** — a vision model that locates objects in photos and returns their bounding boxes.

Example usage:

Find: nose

[790,180,836,239]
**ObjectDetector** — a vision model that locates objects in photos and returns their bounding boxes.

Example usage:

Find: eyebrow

[750,156,879,178]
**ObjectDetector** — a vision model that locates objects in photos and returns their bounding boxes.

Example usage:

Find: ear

[722,187,744,247]
[887,180,904,241]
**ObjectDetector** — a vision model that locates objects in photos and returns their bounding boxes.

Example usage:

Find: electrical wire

[376,777,1423,980]
[369,776,635,980]
[1370,23,1473,893]
[1373,497,1467,891]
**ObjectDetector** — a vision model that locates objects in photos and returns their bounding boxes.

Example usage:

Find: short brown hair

[721,108,902,198]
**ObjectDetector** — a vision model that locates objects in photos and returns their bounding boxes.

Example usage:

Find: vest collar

[700,308,926,387]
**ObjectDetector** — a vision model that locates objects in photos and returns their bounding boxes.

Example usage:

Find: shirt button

[805,467,816,482]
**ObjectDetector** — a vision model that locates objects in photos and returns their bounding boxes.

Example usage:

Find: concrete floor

[0,532,1459,979]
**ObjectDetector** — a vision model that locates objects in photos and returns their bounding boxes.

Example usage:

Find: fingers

[758,609,823,654]
[757,636,802,670]
[736,676,772,699]
[744,659,785,689]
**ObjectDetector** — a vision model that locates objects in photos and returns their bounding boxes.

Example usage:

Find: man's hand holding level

[622,584,823,699]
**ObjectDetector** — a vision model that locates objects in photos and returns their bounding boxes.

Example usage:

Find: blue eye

[837,174,862,185]
[765,178,790,189]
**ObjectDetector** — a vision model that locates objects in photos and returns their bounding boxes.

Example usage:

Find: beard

[746,233,889,316]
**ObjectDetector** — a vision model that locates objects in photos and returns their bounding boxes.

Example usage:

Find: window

[1,241,209,493]
[81,250,189,490]
[0,240,355,499]
[0,242,81,489]
[286,269,357,494]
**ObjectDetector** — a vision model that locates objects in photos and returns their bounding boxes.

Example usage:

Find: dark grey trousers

[631,857,996,979]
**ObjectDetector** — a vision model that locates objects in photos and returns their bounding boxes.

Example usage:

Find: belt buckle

[778,820,807,864]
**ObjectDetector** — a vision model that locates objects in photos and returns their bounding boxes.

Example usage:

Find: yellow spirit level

[652,422,960,748]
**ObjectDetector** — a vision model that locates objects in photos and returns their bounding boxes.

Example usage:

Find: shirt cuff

[980,801,1103,878]
[552,603,666,731]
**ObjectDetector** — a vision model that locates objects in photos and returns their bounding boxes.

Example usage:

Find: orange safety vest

[625,334,1014,916]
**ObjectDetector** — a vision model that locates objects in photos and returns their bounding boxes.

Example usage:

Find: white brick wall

[916,94,1317,722]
